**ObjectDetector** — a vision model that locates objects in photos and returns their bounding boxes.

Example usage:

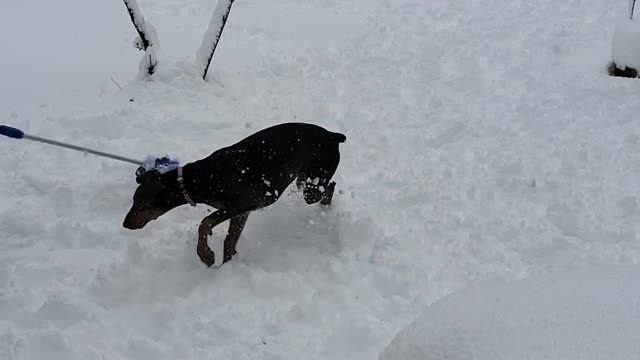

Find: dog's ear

[136,170,164,185]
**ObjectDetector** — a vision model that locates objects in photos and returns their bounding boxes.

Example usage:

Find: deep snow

[1,0,640,359]
[379,265,640,360]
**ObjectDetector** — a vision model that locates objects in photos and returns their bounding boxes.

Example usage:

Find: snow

[1,0,639,359]
[379,265,640,360]
[612,19,640,70]
[137,156,181,176]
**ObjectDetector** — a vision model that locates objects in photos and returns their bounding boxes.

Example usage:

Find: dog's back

[190,122,345,209]
[232,122,345,152]
[201,123,343,168]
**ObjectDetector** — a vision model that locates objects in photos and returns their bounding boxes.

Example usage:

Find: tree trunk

[195,0,235,80]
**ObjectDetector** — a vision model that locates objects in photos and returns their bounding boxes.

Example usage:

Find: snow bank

[612,19,640,70]
[379,265,640,360]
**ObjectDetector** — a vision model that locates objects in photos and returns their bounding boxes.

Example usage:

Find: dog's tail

[331,132,347,143]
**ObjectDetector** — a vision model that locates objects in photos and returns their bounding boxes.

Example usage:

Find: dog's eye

[135,201,149,210]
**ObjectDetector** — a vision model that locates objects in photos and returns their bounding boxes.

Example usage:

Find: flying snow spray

[0,125,180,178]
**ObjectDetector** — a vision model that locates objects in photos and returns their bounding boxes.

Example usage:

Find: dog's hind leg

[298,148,340,206]
[223,212,250,263]
[319,181,336,205]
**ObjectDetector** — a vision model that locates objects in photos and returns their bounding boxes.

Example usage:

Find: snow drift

[612,19,640,72]
[379,265,640,360]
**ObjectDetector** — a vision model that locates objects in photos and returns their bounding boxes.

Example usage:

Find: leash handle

[0,125,25,139]
[1,124,143,166]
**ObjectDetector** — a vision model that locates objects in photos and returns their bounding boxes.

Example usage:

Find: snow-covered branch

[195,0,235,80]
[122,0,160,77]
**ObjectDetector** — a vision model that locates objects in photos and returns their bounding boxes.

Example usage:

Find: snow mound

[379,265,640,360]
[612,19,640,70]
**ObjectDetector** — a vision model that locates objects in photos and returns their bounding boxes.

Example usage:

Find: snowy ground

[1,0,640,359]
[379,264,640,360]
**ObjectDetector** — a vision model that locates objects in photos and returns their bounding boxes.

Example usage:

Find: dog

[123,122,346,267]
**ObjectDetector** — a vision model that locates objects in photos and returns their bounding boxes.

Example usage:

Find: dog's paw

[223,250,238,264]
[197,247,216,267]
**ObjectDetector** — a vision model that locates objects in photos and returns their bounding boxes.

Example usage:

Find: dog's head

[123,170,176,230]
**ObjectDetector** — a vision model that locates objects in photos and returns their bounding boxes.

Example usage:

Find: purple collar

[177,167,196,207]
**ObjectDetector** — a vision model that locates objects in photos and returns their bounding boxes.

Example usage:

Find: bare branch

[123,0,151,49]
[196,0,235,80]
[122,0,160,76]
[110,76,123,90]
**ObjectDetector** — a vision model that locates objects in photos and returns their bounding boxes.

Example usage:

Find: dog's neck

[162,164,199,207]
[163,162,224,209]
[177,166,196,206]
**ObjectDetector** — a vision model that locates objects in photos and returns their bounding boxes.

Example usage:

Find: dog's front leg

[197,209,235,267]
[223,212,250,263]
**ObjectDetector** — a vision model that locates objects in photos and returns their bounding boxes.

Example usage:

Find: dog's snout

[123,219,140,230]
[123,210,145,230]
[123,217,140,230]
[123,207,163,230]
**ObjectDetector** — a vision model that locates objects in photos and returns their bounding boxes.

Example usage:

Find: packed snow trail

[1,0,640,359]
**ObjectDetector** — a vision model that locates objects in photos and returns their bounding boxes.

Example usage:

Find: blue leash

[0,125,179,177]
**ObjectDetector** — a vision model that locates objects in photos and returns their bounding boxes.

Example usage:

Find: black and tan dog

[123,122,346,267]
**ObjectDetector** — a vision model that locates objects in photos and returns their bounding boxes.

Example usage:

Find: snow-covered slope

[379,265,640,360]
[1,0,639,359]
